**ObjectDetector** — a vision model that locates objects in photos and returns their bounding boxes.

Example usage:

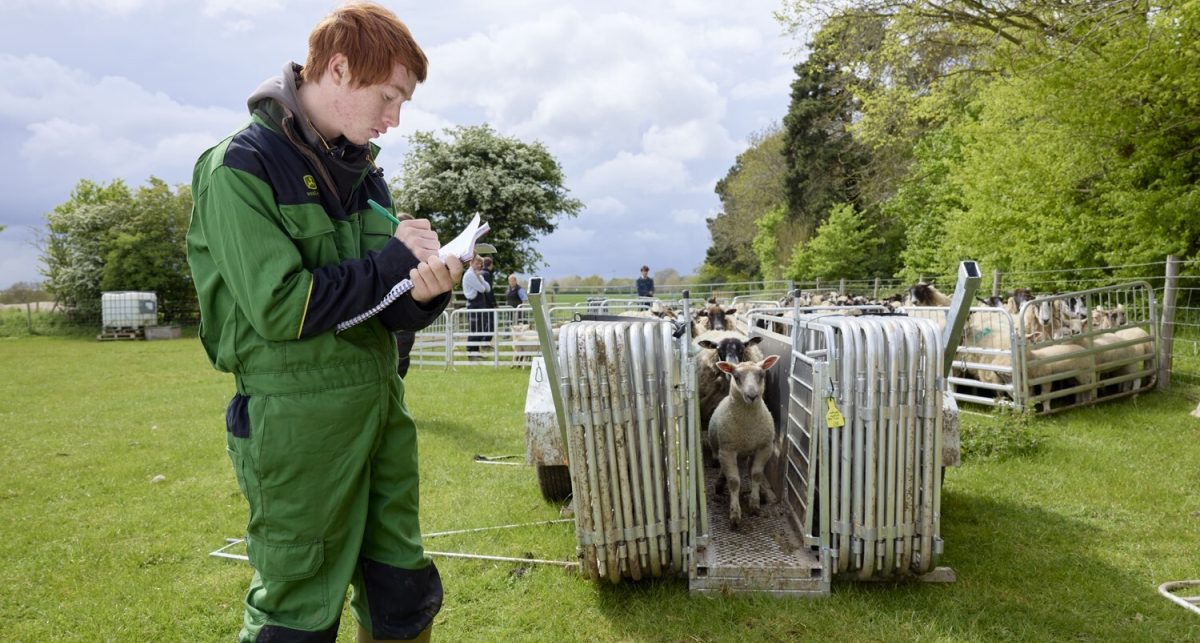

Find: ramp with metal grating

[690,461,828,596]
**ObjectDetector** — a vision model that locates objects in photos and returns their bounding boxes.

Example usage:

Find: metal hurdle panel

[1018,283,1158,414]
[788,312,947,579]
[556,319,697,582]
[904,306,1022,408]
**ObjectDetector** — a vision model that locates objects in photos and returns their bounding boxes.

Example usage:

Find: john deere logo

[303,175,318,191]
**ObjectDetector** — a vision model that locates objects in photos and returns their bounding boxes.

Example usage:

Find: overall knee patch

[357,558,443,639]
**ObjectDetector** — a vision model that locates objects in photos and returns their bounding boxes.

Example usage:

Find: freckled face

[332,62,417,146]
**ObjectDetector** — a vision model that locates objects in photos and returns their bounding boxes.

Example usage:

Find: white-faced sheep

[1089,305,1154,392]
[1024,333,1096,410]
[694,330,766,437]
[708,354,780,530]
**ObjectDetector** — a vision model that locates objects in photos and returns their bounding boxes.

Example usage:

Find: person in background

[186,3,456,641]
[481,256,498,309]
[480,256,497,348]
[636,265,655,308]
[506,274,528,307]
[462,254,491,360]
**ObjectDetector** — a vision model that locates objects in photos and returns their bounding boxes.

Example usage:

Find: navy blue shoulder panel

[221,122,321,209]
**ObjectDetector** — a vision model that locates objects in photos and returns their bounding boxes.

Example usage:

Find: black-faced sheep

[708,354,781,530]
[693,301,738,334]
[694,330,766,436]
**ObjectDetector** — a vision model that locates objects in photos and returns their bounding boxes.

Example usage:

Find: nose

[383,102,402,129]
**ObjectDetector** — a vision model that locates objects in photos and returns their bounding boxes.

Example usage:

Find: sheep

[908,282,951,307]
[708,354,781,530]
[694,330,766,437]
[1023,333,1096,410]
[1089,305,1154,392]
[693,301,738,334]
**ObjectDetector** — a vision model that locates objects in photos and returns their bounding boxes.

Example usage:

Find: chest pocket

[360,207,394,256]
[278,204,341,268]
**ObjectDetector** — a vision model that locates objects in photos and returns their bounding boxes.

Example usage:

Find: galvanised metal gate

[783,312,948,578]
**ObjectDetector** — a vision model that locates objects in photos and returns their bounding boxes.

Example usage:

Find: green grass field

[1,336,1198,641]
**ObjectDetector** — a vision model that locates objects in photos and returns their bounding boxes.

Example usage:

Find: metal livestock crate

[526,268,972,595]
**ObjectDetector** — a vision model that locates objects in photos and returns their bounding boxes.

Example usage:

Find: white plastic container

[101,291,157,328]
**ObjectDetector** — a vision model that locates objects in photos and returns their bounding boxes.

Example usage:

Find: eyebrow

[388,83,412,100]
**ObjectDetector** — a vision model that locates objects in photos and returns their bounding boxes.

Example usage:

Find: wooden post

[26,302,33,334]
[992,269,1001,297]
[839,278,846,296]
[1158,255,1179,390]
[873,277,880,300]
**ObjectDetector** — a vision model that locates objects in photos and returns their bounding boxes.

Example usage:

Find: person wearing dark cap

[636,265,655,307]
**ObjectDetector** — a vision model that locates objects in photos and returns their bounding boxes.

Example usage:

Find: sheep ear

[746,336,763,346]
[716,361,735,374]
[761,354,780,370]
[697,340,716,349]
[725,308,737,316]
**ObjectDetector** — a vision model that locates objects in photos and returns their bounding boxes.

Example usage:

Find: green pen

[367,198,401,226]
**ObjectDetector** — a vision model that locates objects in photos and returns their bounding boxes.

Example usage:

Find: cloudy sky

[0,0,803,289]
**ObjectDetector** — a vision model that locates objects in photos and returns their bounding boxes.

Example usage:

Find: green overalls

[188,104,442,641]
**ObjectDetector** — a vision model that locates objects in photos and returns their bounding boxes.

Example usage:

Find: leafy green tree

[42,178,194,322]
[42,180,134,318]
[785,203,879,281]
[99,178,194,321]
[391,124,582,275]
[704,126,789,280]
[751,206,787,280]
[782,49,866,238]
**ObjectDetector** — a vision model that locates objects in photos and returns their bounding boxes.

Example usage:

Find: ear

[746,336,763,346]
[328,52,351,86]
[697,340,716,349]
[725,308,737,316]
[761,354,780,370]
[716,361,735,374]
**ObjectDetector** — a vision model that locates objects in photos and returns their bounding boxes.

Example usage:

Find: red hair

[302,2,428,87]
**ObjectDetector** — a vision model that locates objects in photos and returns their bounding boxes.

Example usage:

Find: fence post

[1158,255,1179,390]
[992,270,1001,297]
[873,277,880,300]
[26,302,34,334]
[838,278,846,295]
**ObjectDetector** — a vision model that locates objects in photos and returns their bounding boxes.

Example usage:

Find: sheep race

[515,262,1170,597]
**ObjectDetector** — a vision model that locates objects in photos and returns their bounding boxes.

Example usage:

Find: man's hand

[410,255,464,304]
[394,217,441,261]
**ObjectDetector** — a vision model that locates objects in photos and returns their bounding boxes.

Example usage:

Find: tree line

[37,125,579,319]
[704,0,1200,288]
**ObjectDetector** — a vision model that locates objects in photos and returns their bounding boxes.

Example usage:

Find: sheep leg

[747,443,776,515]
[718,449,742,529]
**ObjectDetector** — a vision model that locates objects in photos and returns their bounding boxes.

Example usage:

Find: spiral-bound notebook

[337,213,490,332]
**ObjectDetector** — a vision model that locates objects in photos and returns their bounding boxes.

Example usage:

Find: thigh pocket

[249,537,325,582]
[248,538,329,629]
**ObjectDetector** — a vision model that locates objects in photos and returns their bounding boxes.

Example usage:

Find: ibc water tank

[101,291,158,328]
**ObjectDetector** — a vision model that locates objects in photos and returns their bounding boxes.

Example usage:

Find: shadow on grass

[575,488,1170,642]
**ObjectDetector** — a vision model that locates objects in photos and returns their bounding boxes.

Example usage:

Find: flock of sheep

[608,282,1153,531]
[908,283,1154,409]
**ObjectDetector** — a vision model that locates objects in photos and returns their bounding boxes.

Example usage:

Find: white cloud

[671,209,707,226]
[642,120,739,162]
[1,54,243,186]
[586,196,628,216]
[579,152,689,195]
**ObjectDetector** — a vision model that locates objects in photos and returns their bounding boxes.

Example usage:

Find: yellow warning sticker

[826,398,845,428]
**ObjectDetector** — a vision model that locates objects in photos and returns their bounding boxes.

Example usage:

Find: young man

[186,4,459,641]
[636,265,655,307]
